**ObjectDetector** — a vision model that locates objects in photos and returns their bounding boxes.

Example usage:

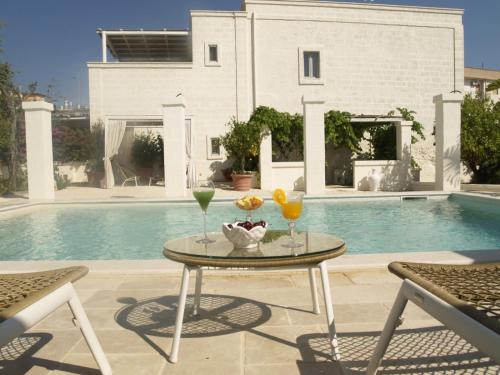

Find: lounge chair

[367,262,500,374]
[0,267,112,374]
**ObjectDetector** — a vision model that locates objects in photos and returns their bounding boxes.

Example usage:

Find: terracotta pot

[232,173,253,191]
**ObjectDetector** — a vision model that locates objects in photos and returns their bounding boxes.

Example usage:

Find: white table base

[168,261,340,363]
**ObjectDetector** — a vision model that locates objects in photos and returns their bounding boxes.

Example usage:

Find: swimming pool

[1,195,499,260]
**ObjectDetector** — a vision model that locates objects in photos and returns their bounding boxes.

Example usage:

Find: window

[205,42,221,66]
[209,45,218,63]
[304,51,320,78]
[206,136,222,159]
[298,46,324,85]
[211,138,221,155]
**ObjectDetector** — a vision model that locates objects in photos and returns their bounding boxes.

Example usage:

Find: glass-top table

[163,231,346,268]
[163,230,346,364]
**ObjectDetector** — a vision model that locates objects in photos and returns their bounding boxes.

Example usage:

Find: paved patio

[1,269,497,374]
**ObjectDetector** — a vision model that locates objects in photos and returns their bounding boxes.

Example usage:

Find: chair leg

[308,267,320,315]
[67,287,112,375]
[366,285,408,375]
[134,177,138,187]
[319,261,340,361]
[170,265,191,363]
[193,267,203,316]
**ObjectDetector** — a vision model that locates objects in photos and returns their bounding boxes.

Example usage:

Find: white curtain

[104,120,127,188]
[185,119,196,188]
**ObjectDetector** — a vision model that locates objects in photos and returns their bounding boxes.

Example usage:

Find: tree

[0,62,21,190]
[461,94,500,183]
[486,79,500,92]
[27,81,38,94]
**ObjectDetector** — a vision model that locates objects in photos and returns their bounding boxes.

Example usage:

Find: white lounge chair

[367,262,500,374]
[0,267,112,374]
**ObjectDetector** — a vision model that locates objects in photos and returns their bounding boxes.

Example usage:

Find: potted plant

[220,118,268,191]
[131,132,162,178]
[85,122,105,188]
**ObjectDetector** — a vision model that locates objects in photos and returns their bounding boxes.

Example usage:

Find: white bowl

[222,222,268,249]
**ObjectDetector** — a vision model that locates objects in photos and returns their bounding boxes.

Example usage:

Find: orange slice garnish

[272,188,287,205]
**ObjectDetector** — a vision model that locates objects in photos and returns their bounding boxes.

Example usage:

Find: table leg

[193,267,203,316]
[308,267,320,314]
[319,261,341,361]
[169,265,190,363]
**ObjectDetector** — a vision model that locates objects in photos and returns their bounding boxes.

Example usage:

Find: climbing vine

[222,105,427,168]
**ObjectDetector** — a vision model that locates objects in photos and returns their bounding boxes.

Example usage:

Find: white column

[395,121,412,163]
[302,95,325,195]
[101,31,107,63]
[22,101,55,200]
[259,134,272,191]
[433,93,463,191]
[162,96,187,197]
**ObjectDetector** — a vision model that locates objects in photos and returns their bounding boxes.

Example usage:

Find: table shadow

[115,293,272,360]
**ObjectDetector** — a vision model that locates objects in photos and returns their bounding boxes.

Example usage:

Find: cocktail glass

[193,180,215,244]
[281,192,304,248]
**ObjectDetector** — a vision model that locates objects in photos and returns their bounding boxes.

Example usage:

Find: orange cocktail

[273,189,304,248]
[281,201,303,220]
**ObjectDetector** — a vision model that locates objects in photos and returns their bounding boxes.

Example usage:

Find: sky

[1,0,499,107]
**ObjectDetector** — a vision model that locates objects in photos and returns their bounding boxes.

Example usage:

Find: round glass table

[163,230,346,364]
[163,230,346,268]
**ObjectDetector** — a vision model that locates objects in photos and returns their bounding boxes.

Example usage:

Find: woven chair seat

[0,267,88,323]
[389,262,500,335]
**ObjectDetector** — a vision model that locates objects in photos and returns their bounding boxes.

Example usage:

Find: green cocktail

[193,180,216,244]
[193,190,214,212]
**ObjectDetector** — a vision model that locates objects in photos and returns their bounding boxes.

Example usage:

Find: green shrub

[0,178,9,196]
[85,122,105,174]
[52,125,91,162]
[461,94,500,183]
[220,118,267,173]
[131,132,163,168]
[54,167,70,190]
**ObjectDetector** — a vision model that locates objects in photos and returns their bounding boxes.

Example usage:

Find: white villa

[86,0,464,196]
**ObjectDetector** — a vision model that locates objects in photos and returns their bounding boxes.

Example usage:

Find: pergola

[97,29,192,63]
[259,94,463,194]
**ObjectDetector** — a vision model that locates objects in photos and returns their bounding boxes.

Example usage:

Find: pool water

[1,196,499,260]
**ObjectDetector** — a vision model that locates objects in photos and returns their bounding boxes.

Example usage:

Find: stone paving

[1,269,497,375]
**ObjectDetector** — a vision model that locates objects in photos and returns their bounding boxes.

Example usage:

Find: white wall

[88,0,464,184]
[353,160,411,191]
[55,162,88,183]
[271,162,304,191]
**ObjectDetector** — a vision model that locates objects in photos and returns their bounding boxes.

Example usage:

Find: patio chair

[0,267,112,375]
[116,163,138,187]
[367,262,500,374]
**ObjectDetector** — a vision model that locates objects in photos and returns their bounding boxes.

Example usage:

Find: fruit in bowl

[222,220,268,248]
[235,195,264,211]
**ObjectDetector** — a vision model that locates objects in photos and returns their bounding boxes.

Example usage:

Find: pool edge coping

[0,190,456,214]
[0,249,498,274]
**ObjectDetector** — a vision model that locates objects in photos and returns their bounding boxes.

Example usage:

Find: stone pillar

[259,135,272,191]
[395,121,413,163]
[22,101,55,200]
[433,93,462,191]
[302,95,325,195]
[162,96,187,197]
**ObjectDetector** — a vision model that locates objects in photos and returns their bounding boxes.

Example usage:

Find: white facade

[88,0,464,184]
